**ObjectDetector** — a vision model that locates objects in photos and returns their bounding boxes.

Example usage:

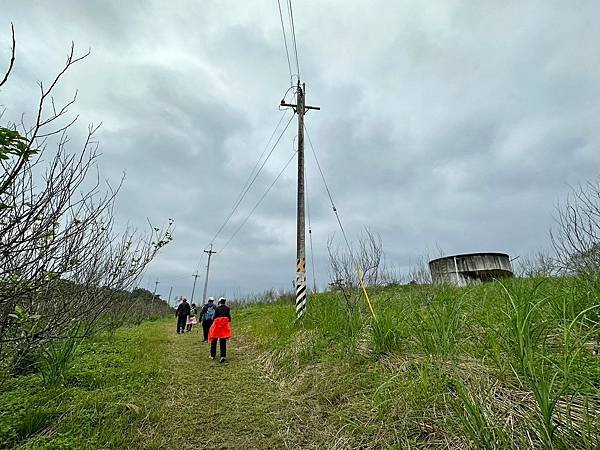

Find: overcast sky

[2,1,599,304]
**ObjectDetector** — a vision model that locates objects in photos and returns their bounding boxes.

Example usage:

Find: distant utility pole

[202,244,217,304]
[281,81,320,319]
[167,286,173,303]
[152,279,160,297]
[190,272,200,302]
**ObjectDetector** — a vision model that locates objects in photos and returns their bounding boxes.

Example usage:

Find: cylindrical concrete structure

[429,252,513,286]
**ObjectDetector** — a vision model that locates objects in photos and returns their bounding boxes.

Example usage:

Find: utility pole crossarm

[280,100,321,112]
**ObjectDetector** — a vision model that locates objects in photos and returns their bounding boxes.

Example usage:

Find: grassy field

[144,320,344,449]
[1,276,598,449]
[0,319,340,449]
[0,320,169,449]
[237,276,600,449]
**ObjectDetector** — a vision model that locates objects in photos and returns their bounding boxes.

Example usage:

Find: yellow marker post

[355,261,376,320]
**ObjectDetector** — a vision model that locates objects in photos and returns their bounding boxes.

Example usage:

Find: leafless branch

[0,23,15,88]
[551,179,600,275]
[0,38,172,372]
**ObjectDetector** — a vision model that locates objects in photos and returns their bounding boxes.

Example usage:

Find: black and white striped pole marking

[296,257,307,317]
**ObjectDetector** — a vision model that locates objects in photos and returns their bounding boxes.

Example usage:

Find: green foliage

[410,287,465,357]
[239,277,600,448]
[0,320,168,449]
[3,277,597,449]
[305,295,363,350]
[497,279,600,448]
[0,127,35,161]
[498,279,549,375]
[370,306,405,355]
[37,337,80,385]
[451,379,512,450]
[7,304,43,335]
[13,408,59,441]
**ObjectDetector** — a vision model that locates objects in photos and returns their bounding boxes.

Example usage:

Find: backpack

[204,305,215,321]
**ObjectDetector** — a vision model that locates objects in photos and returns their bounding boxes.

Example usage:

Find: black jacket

[176,302,191,317]
[214,304,231,322]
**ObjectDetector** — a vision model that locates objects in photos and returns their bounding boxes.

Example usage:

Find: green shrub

[37,338,80,386]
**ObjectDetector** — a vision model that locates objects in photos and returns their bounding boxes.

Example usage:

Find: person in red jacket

[208,297,232,363]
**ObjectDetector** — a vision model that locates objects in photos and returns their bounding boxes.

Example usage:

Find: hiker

[208,297,232,363]
[175,297,191,334]
[200,297,216,342]
[186,303,198,332]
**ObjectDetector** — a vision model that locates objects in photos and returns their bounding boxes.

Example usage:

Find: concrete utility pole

[202,244,217,304]
[190,273,200,302]
[281,81,319,319]
[152,279,160,297]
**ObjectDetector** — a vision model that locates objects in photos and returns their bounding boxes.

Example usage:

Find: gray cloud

[2,0,599,302]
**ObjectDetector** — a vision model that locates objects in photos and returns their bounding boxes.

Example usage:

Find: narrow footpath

[142,320,313,449]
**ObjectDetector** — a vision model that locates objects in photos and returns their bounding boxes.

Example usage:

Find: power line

[193,104,294,278]
[193,250,206,280]
[230,110,291,208]
[208,110,292,246]
[305,162,317,292]
[220,149,298,253]
[277,0,294,86]
[287,0,301,79]
[208,111,295,248]
[304,123,352,255]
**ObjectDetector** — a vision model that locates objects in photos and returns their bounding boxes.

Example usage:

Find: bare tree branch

[551,179,600,274]
[0,23,15,88]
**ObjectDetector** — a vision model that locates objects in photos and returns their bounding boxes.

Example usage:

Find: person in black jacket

[200,297,216,342]
[175,298,191,334]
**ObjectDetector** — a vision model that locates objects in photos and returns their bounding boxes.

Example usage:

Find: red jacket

[208,316,232,340]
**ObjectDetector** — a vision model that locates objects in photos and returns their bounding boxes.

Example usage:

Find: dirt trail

[143,321,312,450]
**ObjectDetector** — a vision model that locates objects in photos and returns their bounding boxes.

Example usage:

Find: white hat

[208,296,215,302]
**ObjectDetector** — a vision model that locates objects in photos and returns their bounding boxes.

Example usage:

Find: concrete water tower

[429,252,513,286]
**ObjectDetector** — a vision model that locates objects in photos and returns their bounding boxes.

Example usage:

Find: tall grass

[37,337,80,385]
[304,292,363,353]
[452,379,511,450]
[240,277,599,448]
[411,288,465,357]
[499,279,600,448]
[0,320,169,448]
[370,307,404,355]
[498,279,549,377]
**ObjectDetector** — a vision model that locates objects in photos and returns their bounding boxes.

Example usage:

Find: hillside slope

[2,277,598,449]
[237,277,600,449]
